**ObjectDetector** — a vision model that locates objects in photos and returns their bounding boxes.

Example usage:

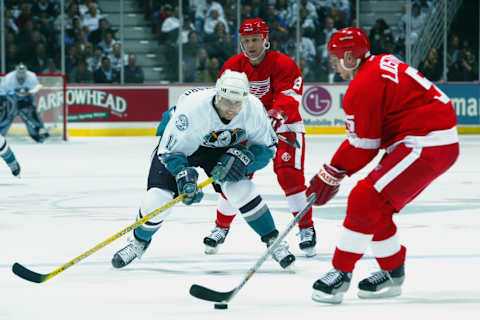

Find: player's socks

[215,210,236,229]
[0,141,21,177]
[289,193,316,255]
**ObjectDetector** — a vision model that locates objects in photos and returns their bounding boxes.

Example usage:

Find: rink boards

[35,83,479,136]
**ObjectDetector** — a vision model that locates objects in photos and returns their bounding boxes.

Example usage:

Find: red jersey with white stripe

[220,51,305,133]
[331,54,458,176]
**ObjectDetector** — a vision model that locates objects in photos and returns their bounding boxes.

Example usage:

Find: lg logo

[302,86,332,116]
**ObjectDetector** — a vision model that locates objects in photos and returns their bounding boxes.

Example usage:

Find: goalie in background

[111,70,296,270]
[0,63,49,143]
[0,135,21,177]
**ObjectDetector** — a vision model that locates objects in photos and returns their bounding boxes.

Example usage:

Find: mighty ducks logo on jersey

[203,129,247,148]
[175,114,189,131]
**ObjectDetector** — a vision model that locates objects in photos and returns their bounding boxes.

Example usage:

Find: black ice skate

[203,226,229,254]
[357,263,405,299]
[111,236,151,268]
[262,230,296,269]
[312,269,352,304]
[8,160,21,178]
[298,226,316,257]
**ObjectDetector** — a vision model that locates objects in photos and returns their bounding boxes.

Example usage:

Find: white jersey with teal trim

[157,87,278,156]
[1,70,40,95]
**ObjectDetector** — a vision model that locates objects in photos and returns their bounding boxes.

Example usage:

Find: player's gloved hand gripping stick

[267,109,300,148]
[176,167,204,205]
[307,163,346,206]
[11,177,216,283]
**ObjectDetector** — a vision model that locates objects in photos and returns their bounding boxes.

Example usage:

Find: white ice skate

[298,226,316,257]
[111,236,151,268]
[203,226,229,254]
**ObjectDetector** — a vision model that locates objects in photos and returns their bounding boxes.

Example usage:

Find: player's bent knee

[222,179,275,237]
[217,195,238,215]
[345,180,392,233]
[275,167,306,195]
[221,179,258,209]
[140,188,175,224]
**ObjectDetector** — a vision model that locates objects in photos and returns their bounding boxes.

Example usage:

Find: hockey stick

[12,177,215,283]
[189,193,317,305]
[277,134,300,149]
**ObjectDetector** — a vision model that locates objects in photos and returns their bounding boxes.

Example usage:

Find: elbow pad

[159,152,188,176]
[247,144,274,174]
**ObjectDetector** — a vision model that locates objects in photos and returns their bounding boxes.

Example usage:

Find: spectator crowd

[1,0,477,83]
[3,0,144,83]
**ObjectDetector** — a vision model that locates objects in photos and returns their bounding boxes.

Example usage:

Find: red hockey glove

[306,164,346,206]
[267,109,288,132]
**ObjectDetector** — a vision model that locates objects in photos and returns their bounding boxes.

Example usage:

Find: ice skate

[312,269,352,304]
[203,226,229,254]
[271,241,296,269]
[262,231,295,270]
[111,236,151,268]
[298,226,316,257]
[357,264,405,299]
[8,159,21,178]
[37,127,50,143]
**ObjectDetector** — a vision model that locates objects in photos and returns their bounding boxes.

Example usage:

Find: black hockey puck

[214,303,228,310]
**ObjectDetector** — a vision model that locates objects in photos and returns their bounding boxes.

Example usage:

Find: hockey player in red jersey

[306,27,459,304]
[203,18,317,257]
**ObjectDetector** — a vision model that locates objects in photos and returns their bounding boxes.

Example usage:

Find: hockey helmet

[215,70,249,120]
[328,27,370,61]
[216,70,249,102]
[16,63,27,84]
[239,18,269,39]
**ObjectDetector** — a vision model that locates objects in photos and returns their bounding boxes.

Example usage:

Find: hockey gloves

[211,146,255,182]
[175,167,204,205]
[267,109,288,132]
[306,164,346,206]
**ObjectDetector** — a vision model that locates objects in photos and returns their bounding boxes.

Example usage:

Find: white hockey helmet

[16,63,27,84]
[215,70,249,102]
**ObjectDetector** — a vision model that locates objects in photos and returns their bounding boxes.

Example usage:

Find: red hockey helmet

[328,27,370,60]
[239,18,269,39]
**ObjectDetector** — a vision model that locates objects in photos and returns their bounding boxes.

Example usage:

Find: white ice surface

[1,135,479,319]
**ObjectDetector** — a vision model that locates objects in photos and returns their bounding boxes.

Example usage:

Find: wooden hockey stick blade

[12,263,48,283]
[189,193,317,304]
[189,284,234,302]
[12,177,215,283]
[277,134,300,148]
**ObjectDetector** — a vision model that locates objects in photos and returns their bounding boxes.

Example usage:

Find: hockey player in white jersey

[0,135,21,177]
[111,70,296,270]
[0,63,49,143]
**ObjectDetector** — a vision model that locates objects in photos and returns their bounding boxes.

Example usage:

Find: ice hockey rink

[1,135,479,319]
